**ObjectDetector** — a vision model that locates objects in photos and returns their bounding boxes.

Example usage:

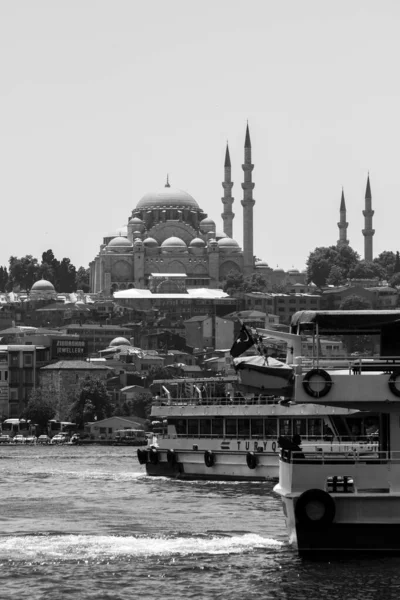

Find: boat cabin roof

[290,310,400,335]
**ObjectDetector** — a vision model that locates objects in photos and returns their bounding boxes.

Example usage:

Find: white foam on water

[0,533,282,563]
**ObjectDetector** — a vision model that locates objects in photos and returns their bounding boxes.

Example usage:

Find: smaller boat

[233,355,294,395]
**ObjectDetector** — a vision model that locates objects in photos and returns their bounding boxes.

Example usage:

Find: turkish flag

[230,324,255,358]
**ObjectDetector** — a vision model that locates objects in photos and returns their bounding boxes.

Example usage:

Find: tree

[374,251,396,278]
[69,376,114,427]
[124,393,153,420]
[242,272,268,292]
[76,266,90,292]
[0,266,8,292]
[389,273,400,288]
[58,258,77,292]
[326,265,345,286]
[7,255,39,291]
[22,387,57,429]
[339,294,372,311]
[348,260,385,281]
[306,245,359,288]
[223,270,244,295]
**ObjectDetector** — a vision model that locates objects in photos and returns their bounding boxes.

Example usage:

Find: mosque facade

[89,125,272,295]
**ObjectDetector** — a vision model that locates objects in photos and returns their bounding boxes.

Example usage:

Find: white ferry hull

[142,448,279,481]
[280,494,400,555]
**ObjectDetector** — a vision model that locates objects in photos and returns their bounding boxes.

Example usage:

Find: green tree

[348,260,385,280]
[242,272,268,292]
[326,265,345,286]
[223,270,244,295]
[339,294,372,310]
[76,266,90,292]
[7,255,39,291]
[0,266,8,292]
[374,251,396,278]
[58,258,77,292]
[125,393,153,420]
[22,387,57,429]
[306,246,359,288]
[389,272,400,288]
[69,376,114,427]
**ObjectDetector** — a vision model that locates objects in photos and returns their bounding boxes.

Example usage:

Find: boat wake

[0,533,282,564]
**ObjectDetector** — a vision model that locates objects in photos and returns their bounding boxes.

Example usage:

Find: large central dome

[136,185,199,210]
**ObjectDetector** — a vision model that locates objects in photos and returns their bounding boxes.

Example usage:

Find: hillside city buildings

[0,126,395,422]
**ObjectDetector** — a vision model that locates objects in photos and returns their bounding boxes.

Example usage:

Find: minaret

[337,188,349,246]
[241,123,255,275]
[362,174,375,262]
[221,143,234,238]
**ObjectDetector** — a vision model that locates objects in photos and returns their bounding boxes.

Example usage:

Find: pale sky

[1,0,399,273]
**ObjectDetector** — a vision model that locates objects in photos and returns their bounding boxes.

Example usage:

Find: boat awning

[290,310,400,334]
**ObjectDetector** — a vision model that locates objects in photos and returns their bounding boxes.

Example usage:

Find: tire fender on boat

[302,368,333,399]
[295,489,336,528]
[137,448,147,465]
[167,449,177,465]
[204,450,215,468]
[149,447,159,465]
[246,451,257,469]
[388,370,400,397]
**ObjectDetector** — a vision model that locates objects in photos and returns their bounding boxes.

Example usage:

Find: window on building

[24,354,33,367]
[9,354,19,367]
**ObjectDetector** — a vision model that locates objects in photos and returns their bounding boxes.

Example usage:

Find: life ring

[388,370,400,397]
[246,451,257,469]
[167,449,177,465]
[302,369,332,398]
[204,450,215,468]
[295,489,336,529]
[137,448,147,465]
[149,447,159,465]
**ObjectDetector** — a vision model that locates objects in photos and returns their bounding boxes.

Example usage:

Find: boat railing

[281,449,394,464]
[295,355,400,374]
[152,396,281,407]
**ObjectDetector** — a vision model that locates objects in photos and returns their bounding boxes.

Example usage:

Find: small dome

[143,237,158,247]
[288,268,299,274]
[200,218,215,226]
[217,237,240,248]
[137,186,199,210]
[129,217,144,225]
[109,337,131,347]
[132,230,142,238]
[273,268,285,273]
[31,279,55,292]
[161,237,187,248]
[108,236,132,248]
[189,237,206,247]
[256,260,269,267]
[215,231,227,240]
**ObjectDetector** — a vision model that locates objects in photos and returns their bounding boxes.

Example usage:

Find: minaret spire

[241,122,255,275]
[337,187,349,246]
[221,142,234,237]
[362,173,375,261]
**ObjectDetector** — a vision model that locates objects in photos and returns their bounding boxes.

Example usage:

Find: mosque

[89,124,280,294]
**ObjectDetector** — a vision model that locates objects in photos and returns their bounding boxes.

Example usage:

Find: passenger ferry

[138,371,379,481]
[273,309,400,555]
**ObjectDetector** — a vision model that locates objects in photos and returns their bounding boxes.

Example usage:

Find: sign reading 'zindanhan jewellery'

[51,339,88,358]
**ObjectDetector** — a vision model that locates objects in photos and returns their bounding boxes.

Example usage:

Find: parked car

[0,435,11,444]
[37,435,51,445]
[25,436,37,444]
[51,434,69,444]
[13,435,26,444]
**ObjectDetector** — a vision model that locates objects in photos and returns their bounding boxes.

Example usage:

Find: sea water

[0,445,399,600]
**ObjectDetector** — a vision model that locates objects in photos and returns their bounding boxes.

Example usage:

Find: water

[1,446,400,600]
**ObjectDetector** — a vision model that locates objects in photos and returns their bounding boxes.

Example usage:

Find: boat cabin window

[212,418,223,436]
[293,419,307,437]
[238,419,250,437]
[308,418,322,439]
[265,418,278,437]
[225,418,237,437]
[188,419,199,436]
[251,419,263,437]
[199,419,212,436]
[280,419,292,437]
